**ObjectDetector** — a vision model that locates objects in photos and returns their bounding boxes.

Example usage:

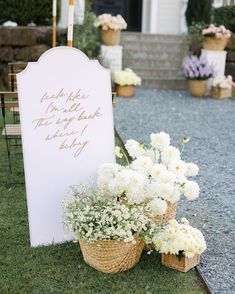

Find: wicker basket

[78,236,145,274]
[211,87,232,99]
[154,202,177,226]
[101,29,120,46]
[188,80,207,98]
[116,85,135,97]
[203,37,228,51]
[144,202,177,251]
[161,253,200,273]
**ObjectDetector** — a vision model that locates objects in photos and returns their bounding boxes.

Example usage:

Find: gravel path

[114,88,235,294]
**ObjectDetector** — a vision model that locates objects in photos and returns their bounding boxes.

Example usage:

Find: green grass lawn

[0,114,206,293]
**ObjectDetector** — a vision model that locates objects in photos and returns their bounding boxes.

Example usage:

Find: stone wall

[0,26,66,90]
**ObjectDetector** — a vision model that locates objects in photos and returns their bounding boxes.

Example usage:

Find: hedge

[214,5,235,33]
[0,0,60,26]
[185,0,212,27]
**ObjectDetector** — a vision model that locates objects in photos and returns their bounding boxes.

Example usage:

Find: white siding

[157,0,181,34]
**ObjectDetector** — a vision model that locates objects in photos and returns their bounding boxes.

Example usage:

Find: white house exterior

[58,0,233,35]
[141,0,233,35]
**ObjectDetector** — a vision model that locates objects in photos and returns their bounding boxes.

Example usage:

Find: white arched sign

[17,47,115,247]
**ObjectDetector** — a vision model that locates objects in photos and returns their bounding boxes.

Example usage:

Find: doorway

[91,0,142,32]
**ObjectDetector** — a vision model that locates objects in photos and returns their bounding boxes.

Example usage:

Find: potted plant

[63,185,155,274]
[153,218,206,272]
[202,24,231,51]
[98,132,200,231]
[94,13,127,46]
[211,75,234,99]
[113,68,141,97]
[183,55,214,97]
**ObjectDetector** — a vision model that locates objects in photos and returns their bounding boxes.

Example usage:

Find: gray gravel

[114,88,235,294]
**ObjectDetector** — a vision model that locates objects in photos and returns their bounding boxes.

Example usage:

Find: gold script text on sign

[32,88,103,158]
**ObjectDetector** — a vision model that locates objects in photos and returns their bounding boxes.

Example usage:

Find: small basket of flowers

[154,218,206,272]
[113,68,141,97]
[94,14,127,46]
[202,24,231,51]
[211,75,234,99]
[63,185,156,274]
[183,55,214,97]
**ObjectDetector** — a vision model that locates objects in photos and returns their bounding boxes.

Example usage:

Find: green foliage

[185,0,212,27]
[214,6,235,33]
[0,0,60,26]
[73,12,101,59]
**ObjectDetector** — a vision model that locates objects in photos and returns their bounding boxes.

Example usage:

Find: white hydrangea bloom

[168,160,187,175]
[168,186,181,203]
[125,171,147,204]
[156,170,177,184]
[185,163,199,177]
[131,156,153,175]
[125,139,145,159]
[147,198,167,216]
[183,180,200,200]
[161,146,181,164]
[150,164,167,180]
[155,183,174,201]
[142,148,158,163]
[150,132,170,150]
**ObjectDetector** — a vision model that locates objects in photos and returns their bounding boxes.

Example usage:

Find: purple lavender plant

[183,55,214,80]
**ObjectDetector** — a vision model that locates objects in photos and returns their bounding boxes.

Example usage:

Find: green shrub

[73,12,101,59]
[214,6,235,33]
[0,0,60,26]
[185,0,212,27]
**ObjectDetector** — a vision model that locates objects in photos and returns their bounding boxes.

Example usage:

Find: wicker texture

[161,253,200,273]
[101,29,120,46]
[188,80,207,97]
[203,37,228,51]
[211,87,232,99]
[116,85,135,97]
[144,202,177,251]
[78,236,145,274]
[154,202,177,226]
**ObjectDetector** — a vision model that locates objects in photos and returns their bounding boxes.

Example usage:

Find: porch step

[120,32,186,90]
[142,78,187,90]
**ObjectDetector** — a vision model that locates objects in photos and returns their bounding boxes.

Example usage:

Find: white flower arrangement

[113,68,142,86]
[212,75,234,89]
[63,184,157,244]
[97,132,200,217]
[94,13,127,31]
[153,218,206,258]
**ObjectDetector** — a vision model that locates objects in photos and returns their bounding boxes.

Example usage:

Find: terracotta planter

[188,80,207,97]
[203,37,228,51]
[116,85,135,97]
[161,253,200,273]
[211,87,232,99]
[78,236,144,274]
[101,29,120,46]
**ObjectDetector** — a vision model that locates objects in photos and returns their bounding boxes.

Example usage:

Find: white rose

[161,146,181,164]
[147,198,167,216]
[185,163,199,177]
[150,132,170,150]
[183,180,200,200]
